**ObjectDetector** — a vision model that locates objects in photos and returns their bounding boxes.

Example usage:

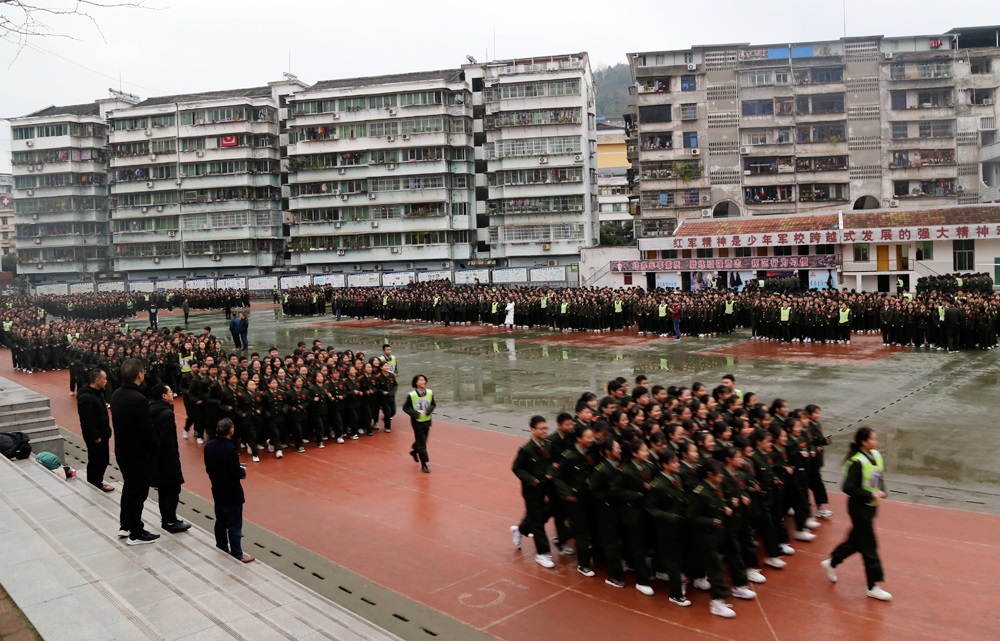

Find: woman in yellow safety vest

[402,374,435,473]
[821,427,892,601]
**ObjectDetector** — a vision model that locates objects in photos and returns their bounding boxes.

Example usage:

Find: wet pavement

[185,304,1000,515]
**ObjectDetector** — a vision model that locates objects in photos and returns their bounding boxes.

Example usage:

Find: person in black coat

[110,358,160,545]
[204,418,254,563]
[77,368,113,493]
[149,384,191,534]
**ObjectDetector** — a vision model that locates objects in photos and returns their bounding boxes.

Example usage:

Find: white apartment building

[284,70,475,273]
[9,101,130,282]
[596,124,632,226]
[106,80,304,279]
[628,27,1000,253]
[464,53,598,268]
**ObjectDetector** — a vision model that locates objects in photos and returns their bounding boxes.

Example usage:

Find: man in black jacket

[204,418,254,563]
[111,358,160,545]
[77,368,113,493]
[149,384,191,534]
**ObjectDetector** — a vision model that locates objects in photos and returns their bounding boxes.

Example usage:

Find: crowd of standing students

[510,374,890,618]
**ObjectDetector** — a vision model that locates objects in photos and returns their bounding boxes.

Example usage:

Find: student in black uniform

[510,416,556,569]
[821,427,892,601]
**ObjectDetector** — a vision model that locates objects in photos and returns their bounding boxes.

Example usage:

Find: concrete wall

[579,245,640,288]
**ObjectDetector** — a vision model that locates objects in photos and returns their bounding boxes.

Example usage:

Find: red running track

[6,350,997,641]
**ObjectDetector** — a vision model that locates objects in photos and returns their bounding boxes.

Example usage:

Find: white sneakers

[275,449,283,459]
[765,556,787,569]
[867,585,893,601]
[731,586,757,600]
[692,577,711,591]
[251,455,260,463]
[805,518,822,529]
[779,543,796,555]
[817,508,834,519]
[794,530,816,542]
[821,559,837,583]
[654,572,671,581]
[746,568,767,583]
[196,437,204,444]
[510,525,522,549]
[669,596,691,607]
[535,554,555,569]
[636,584,654,596]
[710,599,736,618]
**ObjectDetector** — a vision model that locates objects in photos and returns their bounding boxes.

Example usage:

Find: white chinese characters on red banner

[609,255,838,273]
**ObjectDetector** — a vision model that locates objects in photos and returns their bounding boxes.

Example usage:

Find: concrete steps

[0,453,404,641]
[0,377,64,459]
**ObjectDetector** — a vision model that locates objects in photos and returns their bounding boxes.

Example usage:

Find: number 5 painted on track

[458,579,528,608]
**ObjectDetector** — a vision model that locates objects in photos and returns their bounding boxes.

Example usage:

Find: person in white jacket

[504,301,516,333]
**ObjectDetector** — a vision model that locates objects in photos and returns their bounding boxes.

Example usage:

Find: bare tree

[1,1,149,47]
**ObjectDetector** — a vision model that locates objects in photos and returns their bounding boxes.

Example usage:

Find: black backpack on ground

[0,431,32,460]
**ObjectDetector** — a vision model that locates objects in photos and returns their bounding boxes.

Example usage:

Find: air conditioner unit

[33,238,40,245]
[691,148,701,155]
[353,264,362,271]
[701,195,710,202]
[401,134,411,140]
[701,208,713,218]
[687,63,697,71]
[539,156,549,164]
[36,263,42,269]
[196,151,205,158]
[405,262,414,269]
[338,194,347,201]
[332,188,341,195]
[25,140,33,147]
[984,99,995,106]
[574,154,583,162]
[386,135,395,142]
[144,130,152,137]
[884,52,894,59]
[740,147,750,154]
[389,109,397,116]
[542,243,552,250]
[141,206,149,213]
[368,193,377,200]
[387,163,397,170]
[156,205,164,212]
[153,257,160,263]
[956,185,965,192]
[330,113,339,120]
[374,264,382,270]
[889,199,899,207]
[26,166,34,173]
[390,247,400,254]
[339,167,346,174]
[146,181,154,188]
[31,214,38,220]
[167,230,176,237]
[34,164,42,171]
[371,221,379,228]
[334,221,342,229]
[149,154,157,161]
[337,249,346,256]
[174,178,183,186]
[25,189,34,196]
[212,254,221,261]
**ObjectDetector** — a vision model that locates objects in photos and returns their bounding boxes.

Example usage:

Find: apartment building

[0,174,13,256]
[284,70,476,273]
[596,122,632,228]
[464,54,598,268]
[106,80,304,279]
[9,100,132,281]
[628,27,1000,245]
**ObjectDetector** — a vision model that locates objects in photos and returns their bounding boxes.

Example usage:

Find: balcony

[842,258,913,273]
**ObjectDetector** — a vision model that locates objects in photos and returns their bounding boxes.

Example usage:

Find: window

[918,120,953,138]
[151,114,175,128]
[953,239,974,271]
[773,246,792,256]
[639,105,672,123]
[774,71,790,85]
[970,88,994,106]
[971,59,992,75]
[340,97,367,111]
[775,97,794,115]
[810,94,845,114]
[853,243,870,262]
[915,241,933,261]
[12,127,34,140]
[683,132,698,148]
[369,95,398,109]
[891,122,909,139]
[815,244,835,255]
[735,247,752,258]
[680,75,697,91]
[742,99,773,116]
[680,104,698,120]
[696,248,713,258]
[740,71,772,87]
[36,124,69,137]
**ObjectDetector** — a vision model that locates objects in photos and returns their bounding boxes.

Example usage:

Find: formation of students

[3,288,251,324]
[511,374,833,619]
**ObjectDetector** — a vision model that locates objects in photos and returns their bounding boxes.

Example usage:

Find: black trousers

[214,502,244,558]
[830,502,883,587]
[410,419,430,463]
[85,438,109,488]
[120,469,151,535]
[158,484,181,524]
[518,486,551,555]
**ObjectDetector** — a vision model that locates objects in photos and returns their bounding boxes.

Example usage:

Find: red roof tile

[674,214,839,237]
[843,205,1000,228]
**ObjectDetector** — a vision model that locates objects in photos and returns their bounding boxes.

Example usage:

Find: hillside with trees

[593,62,632,120]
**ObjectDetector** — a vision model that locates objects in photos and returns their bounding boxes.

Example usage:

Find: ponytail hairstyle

[846,426,876,461]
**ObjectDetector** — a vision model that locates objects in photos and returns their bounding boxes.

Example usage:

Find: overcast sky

[0,0,995,172]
